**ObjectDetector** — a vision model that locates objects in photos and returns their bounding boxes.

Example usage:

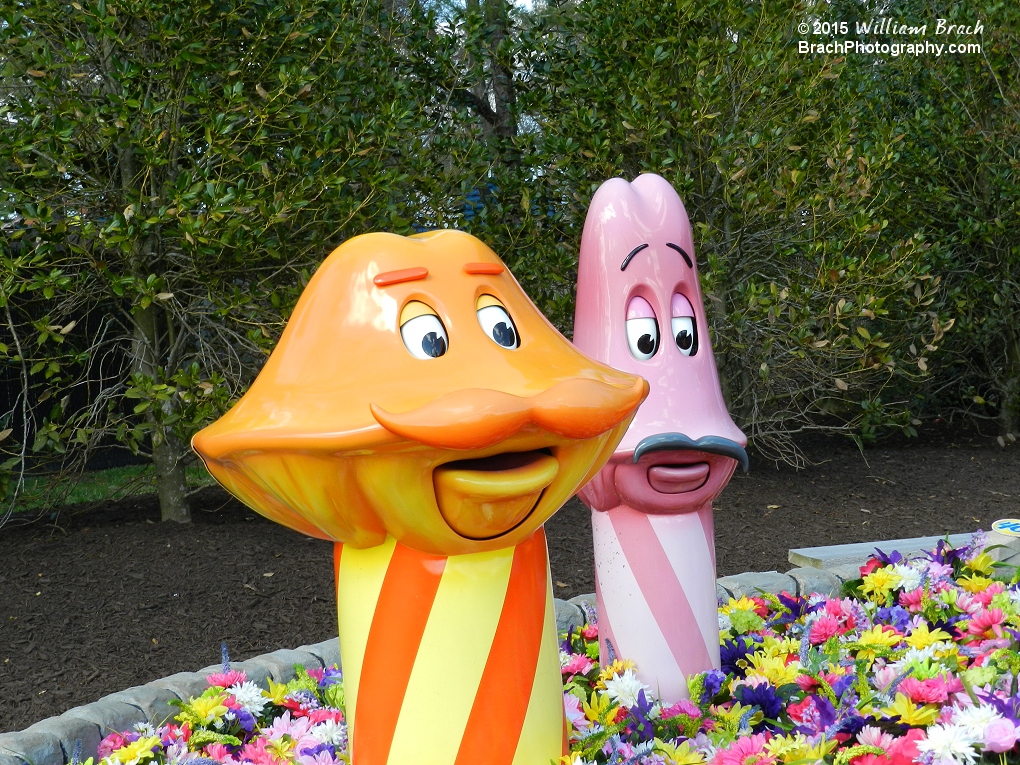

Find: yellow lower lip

[433,451,559,539]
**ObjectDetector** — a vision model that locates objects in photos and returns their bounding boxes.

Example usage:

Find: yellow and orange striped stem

[334,529,566,765]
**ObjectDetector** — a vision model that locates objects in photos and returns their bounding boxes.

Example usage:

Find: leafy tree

[0,0,458,520]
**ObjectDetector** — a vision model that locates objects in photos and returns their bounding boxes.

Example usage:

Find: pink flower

[860,558,885,577]
[711,734,775,765]
[983,718,1020,753]
[563,693,591,731]
[581,625,598,640]
[858,725,895,750]
[968,608,1006,639]
[561,653,595,677]
[305,667,325,682]
[887,729,925,764]
[899,677,950,705]
[872,665,898,691]
[809,615,842,645]
[975,582,1005,607]
[204,743,237,762]
[307,708,345,724]
[98,733,127,758]
[238,738,279,765]
[207,669,247,688]
[898,589,924,612]
[263,711,312,741]
[661,699,702,720]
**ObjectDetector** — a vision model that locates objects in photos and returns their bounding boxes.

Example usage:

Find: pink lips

[647,463,709,494]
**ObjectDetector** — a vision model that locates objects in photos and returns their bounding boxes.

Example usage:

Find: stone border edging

[1,566,857,765]
[0,639,340,765]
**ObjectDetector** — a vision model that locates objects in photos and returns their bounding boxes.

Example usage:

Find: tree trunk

[153,428,191,523]
[132,288,191,523]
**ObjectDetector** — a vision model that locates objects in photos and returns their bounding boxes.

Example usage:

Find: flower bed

[84,534,1020,765]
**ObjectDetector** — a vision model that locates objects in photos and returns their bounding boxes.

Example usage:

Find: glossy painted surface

[193,229,646,556]
[573,174,747,701]
[192,229,647,763]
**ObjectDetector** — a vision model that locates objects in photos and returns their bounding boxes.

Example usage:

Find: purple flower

[720,636,760,677]
[873,547,905,566]
[876,605,911,632]
[734,683,783,730]
[700,669,726,704]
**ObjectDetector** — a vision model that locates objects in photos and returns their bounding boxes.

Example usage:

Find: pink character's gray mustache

[632,433,749,472]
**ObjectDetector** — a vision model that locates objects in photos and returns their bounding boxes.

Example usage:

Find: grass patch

[10,463,216,512]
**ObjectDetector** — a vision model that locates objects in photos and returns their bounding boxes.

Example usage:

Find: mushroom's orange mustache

[370,376,648,450]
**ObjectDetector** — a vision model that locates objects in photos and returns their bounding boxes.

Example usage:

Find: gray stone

[26,715,102,764]
[103,685,182,726]
[0,729,65,765]
[300,638,341,670]
[568,594,596,623]
[789,533,970,569]
[716,582,734,603]
[826,563,865,583]
[61,701,146,737]
[229,660,273,688]
[787,567,842,598]
[716,571,796,599]
[554,598,584,634]
[986,528,1020,565]
[148,671,211,703]
[245,649,321,684]
[0,751,28,765]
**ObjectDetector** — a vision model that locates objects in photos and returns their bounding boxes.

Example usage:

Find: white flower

[559,650,573,668]
[132,723,156,736]
[602,669,649,708]
[892,563,922,592]
[953,704,1003,738]
[228,680,269,716]
[917,723,980,765]
[310,719,347,747]
[718,613,733,633]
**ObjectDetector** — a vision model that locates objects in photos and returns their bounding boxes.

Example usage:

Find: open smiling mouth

[433,450,558,539]
[647,461,710,494]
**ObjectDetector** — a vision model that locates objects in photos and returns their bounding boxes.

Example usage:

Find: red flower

[860,558,884,577]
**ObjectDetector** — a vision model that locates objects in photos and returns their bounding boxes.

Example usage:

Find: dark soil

[2,428,1018,733]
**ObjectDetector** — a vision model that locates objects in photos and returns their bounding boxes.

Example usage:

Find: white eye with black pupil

[477,305,518,348]
[400,314,448,359]
[671,317,697,356]
[626,317,659,360]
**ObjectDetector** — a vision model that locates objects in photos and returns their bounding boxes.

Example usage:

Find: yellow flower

[582,691,618,724]
[906,622,952,649]
[263,678,289,705]
[765,733,838,763]
[189,694,228,724]
[880,692,939,726]
[719,596,760,615]
[861,568,900,602]
[654,738,706,765]
[965,552,995,576]
[596,658,635,688]
[758,635,799,659]
[108,736,161,765]
[958,574,994,593]
[745,652,802,686]
[267,738,295,761]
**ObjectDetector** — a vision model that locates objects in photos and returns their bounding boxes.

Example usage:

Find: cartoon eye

[671,293,699,357]
[476,295,519,349]
[625,295,659,360]
[400,301,448,359]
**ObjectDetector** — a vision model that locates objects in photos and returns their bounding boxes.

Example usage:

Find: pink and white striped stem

[592,504,720,704]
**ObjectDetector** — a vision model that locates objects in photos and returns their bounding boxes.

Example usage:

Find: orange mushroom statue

[191,230,647,765]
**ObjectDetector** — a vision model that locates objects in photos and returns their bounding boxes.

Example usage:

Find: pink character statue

[573,174,748,703]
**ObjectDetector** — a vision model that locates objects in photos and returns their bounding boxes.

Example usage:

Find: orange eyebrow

[373,267,428,287]
[464,262,504,275]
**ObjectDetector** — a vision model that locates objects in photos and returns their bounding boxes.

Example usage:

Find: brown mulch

[2,427,1018,733]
